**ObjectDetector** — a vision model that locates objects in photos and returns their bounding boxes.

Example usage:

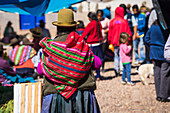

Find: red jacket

[108,7,132,46]
[81,20,103,44]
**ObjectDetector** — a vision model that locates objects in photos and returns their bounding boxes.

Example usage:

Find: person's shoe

[101,68,105,73]
[122,81,126,85]
[135,69,139,73]
[139,60,143,64]
[156,97,162,102]
[160,98,170,102]
[119,70,123,75]
[134,61,139,65]
[127,82,135,86]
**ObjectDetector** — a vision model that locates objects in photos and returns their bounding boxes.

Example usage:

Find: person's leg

[102,42,108,71]
[126,63,132,82]
[90,45,103,79]
[119,49,123,72]
[139,37,145,62]
[160,61,170,99]
[133,39,139,63]
[114,46,120,73]
[153,60,161,98]
[122,64,126,82]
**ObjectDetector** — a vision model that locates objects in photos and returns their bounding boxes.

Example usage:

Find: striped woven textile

[9,45,36,66]
[39,32,94,99]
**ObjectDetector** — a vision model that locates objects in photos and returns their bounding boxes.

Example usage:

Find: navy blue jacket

[145,25,166,61]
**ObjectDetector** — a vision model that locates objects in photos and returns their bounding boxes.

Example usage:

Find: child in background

[119,32,135,85]
[76,20,85,36]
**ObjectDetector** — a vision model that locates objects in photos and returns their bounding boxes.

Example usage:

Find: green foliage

[0,100,13,113]
[0,86,13,105]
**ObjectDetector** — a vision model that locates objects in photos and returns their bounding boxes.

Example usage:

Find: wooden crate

[14,82,43,113]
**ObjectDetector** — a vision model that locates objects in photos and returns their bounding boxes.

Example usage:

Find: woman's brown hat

[30,27,43,37]
[52,9,79,27]
[22,37,34,45]
[10,38,20,46]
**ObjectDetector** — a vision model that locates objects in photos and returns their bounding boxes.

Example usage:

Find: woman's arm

[81,22,93,39]
[144,27,151,45]
[164,34,170,61]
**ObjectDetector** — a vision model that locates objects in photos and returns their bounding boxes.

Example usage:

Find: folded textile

[0,68,35,83]
[9,45,36,66]
[39,32,94,99]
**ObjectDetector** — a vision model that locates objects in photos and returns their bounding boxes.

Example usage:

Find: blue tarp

[0,0,83,16]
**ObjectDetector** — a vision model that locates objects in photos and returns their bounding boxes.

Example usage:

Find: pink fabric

[37,63,43,75]
[92,55,102,70]
[119,44,132,63]
[101,18,110,41]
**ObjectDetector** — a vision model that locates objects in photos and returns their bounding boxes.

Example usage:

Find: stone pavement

[95,61,170,113]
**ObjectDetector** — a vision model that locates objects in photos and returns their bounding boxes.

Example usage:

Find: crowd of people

[0,1,170,113]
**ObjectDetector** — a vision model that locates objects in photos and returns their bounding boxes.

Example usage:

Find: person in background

[126,4,131,13]
[132,5,146,65]
[12,37,36,78]
[119,32,135,85]
[9,38,20,49]
[76,20,85,36]
[30,27,43,52]
[39,20,51,38]
[120,4,137,35]
[108,7,132,76]
[96,9,110,72]
[0,44,16,83]
[103,6,111,19]
[81,12,103,81]
[141,1,150,14]
[145,10,170,102]
[3,21,17,40]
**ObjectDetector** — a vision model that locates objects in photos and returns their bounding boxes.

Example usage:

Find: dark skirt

[41,90,100,113]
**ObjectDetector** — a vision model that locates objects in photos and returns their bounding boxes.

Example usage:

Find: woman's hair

[96,9,104,16]
[77,20,85,29]
[119,4,127,15]
[7,21,12,26]
[132,4,139,11]
[153,20,158,25]
[57,26,76,35]
[87,12,101,43]
[119,32,129,44]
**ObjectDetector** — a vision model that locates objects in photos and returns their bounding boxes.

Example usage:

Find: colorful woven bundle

[9,45,36,66]
[39,32,94,99]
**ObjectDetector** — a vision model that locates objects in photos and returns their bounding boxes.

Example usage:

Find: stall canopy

[0,0,83,16]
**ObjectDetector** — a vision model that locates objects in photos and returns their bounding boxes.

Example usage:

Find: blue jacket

[133,13,146,36]
[145,25,166,61]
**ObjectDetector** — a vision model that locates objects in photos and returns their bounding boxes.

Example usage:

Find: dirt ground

[94,61,170,113]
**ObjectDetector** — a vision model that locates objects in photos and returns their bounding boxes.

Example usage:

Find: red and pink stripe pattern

[40,32,94,99]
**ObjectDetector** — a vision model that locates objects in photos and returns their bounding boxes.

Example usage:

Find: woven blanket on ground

[39,32,94,99]
[9,45,36,66]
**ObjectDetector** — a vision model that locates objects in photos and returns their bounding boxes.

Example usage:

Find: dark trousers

[153,60,170,98]
[102,41,108,69]
[90,45,103,78]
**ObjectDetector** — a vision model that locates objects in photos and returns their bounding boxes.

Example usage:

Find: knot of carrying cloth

[39,32,94,99]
